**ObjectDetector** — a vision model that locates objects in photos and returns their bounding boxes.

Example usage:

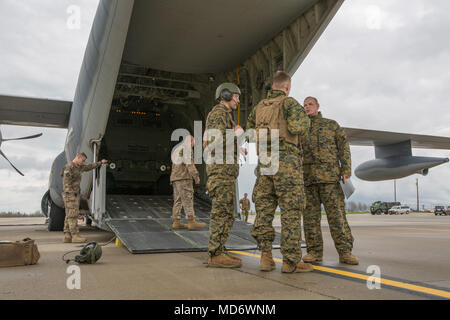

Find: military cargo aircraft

[1,0,449,253]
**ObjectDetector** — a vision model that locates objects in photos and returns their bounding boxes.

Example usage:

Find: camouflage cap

[215,82,241,100]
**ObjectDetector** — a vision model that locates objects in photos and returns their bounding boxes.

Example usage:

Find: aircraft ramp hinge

[89,136,103,150]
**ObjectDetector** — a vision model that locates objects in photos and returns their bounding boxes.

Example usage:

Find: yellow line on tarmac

[229,250,450,299]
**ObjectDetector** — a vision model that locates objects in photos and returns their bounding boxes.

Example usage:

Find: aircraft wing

[344,127,450,181]
[344,127,450,150]
[0,95,72,128]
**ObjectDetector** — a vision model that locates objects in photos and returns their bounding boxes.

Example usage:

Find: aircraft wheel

[41,190,51,217]
[48,200,66,231]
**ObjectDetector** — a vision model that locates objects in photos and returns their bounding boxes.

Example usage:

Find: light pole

[394,180,397,202]
[416,178,419,212]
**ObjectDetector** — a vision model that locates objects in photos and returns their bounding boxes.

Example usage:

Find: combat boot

[63,233,72,243]
[208,253,242,268]
[281,261,314,273]
[226,252,242,263]
[339,253,359,265]
[187,217,206,230]
[302,252,322,263]
[172,219,188,229]
[260,251,276,271]
[71,234,87,243]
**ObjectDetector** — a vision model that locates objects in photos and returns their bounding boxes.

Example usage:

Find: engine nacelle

[355,156,448,181]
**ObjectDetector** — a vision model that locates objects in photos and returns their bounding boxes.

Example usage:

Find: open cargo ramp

[104,195,281,253]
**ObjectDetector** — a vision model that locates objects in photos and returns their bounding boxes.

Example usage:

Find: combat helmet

[215,83,241,102]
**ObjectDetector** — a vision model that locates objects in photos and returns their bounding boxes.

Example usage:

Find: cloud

[0,0,99,99]
[282,0,450,210]
[0,0,97,212]
[2,0,450,213]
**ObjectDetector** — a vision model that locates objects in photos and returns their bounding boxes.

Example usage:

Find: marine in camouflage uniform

[247,71,313,273]
[205,82,242,268]
[61,152,105,243]
[170,136,206,230]
[239,194,251,222]
[302,96,358,265]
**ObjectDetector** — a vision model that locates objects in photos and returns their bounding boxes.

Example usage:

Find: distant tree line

[345,202,369,212]
[0,211,44,217]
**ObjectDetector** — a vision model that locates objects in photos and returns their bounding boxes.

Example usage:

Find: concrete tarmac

[0,213,449,300]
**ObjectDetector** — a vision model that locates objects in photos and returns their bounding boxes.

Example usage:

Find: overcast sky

[1,0,450,213]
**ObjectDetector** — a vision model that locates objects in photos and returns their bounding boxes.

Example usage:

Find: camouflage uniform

[247,90,310,266]
[61,161,102,235]
[170,147,199,220]
[239,197,251,222]
[205,103,239,257]
[303,112,354,256]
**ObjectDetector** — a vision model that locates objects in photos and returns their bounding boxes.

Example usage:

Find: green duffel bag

[0,238,40,267]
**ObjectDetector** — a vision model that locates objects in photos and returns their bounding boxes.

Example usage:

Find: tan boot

[226,252,242,263]
[260,251,276,272]
[208,253,242,268]
[71,234,87,243]
[63,233,72,243]
[302,252,323,263]
[187,217,206,230]
[339,253,359,265]
[281,261,314,273]
[172,219,188,229]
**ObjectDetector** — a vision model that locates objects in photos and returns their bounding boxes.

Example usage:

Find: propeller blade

[1,133,43,142]
[0,149,24,176]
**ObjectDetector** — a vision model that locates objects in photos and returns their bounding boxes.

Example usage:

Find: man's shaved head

[272,71,291,90]
[77,152,87,159]
[304,96,318,104]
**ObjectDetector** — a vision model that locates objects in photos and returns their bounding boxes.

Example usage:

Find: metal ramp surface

[105,195,280,254]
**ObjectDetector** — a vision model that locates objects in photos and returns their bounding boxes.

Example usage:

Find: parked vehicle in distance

[388,205,411,215]
[435,206,448,216]
[370,201,401,215]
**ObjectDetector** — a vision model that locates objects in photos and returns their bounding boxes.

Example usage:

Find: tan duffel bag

[0,238,40,267]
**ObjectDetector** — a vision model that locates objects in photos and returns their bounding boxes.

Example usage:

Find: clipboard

[340,178,355,199]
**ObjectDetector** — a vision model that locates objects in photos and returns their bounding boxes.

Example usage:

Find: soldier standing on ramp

[302,96,358,265]
[239,193,251,222]
[170,135,206,230]
[61,152,107,243]
[205,82,243,268]
[247,71,313,273]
